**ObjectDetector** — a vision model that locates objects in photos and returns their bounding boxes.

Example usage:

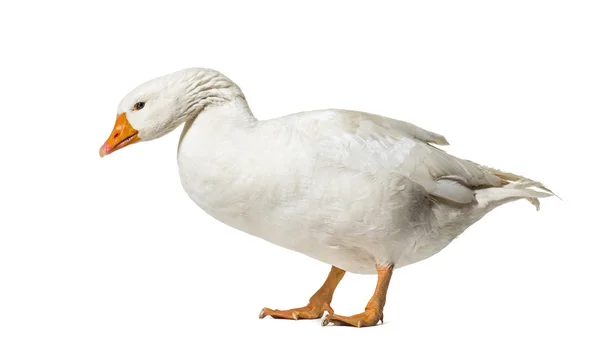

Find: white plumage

[108,67,554,275]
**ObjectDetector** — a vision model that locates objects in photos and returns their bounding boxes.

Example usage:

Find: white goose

[100,67,554,328]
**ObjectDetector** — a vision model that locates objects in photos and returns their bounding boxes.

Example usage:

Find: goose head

[99,67,244,157]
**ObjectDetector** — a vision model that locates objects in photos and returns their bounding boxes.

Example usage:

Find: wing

[291,109,505,204]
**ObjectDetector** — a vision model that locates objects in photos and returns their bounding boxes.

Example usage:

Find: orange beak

[99,113,140,157]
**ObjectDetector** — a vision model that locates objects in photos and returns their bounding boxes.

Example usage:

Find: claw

[321,315,330,326]
[259,309,266,319]
[357,321,362,328]
[292,312,299,320]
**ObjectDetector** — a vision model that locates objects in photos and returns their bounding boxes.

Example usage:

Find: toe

[321,311,382,328]
[259,305,324,320]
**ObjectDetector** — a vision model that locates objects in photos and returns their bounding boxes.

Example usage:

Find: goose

[99,67,554,328]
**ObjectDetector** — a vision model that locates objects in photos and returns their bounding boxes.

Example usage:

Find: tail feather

[483,166,556,194]
[475,166,557,211]
[477,184,553,211]
[430,166,556,234]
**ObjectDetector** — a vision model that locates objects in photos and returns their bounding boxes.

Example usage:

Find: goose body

[176,97,550,275]
[100,67,554,326]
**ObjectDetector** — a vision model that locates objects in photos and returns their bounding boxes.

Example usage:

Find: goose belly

[177,156,460,274]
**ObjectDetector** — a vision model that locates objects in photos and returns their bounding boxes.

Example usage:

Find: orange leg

[322,264,393,328]
[259,266,346,320]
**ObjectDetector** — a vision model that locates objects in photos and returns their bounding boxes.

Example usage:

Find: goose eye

[134,102,145,110]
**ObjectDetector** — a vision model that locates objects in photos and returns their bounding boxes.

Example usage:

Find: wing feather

[292,109,504,204]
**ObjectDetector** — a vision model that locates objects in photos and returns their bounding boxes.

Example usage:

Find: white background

[1,1,598,347]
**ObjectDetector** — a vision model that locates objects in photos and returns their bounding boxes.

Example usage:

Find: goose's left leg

[321,264,393,328]
[259,266,346,320]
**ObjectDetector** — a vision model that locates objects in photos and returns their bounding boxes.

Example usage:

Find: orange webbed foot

[321,309,383,328]
[321,264,393,328]
[258,266,345,322]
[259,302,334,320]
